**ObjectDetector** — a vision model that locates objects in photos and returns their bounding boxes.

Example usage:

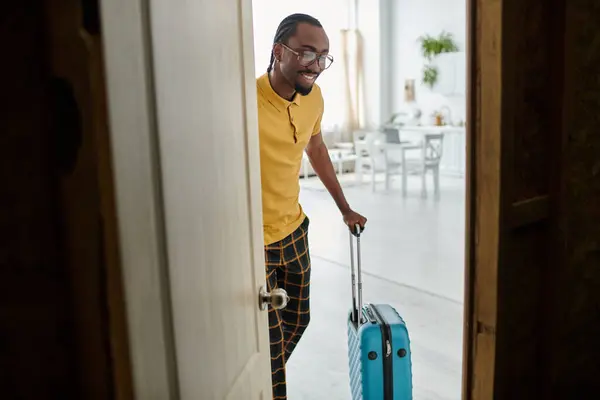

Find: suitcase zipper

[371,305,393,399]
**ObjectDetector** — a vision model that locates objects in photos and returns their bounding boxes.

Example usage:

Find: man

[256,13,367,399]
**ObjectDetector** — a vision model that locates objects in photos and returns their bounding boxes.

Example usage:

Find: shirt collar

[257,73,301,111]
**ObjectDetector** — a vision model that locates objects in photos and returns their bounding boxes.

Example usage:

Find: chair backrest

[353,130,385,155]
[422,133,444,164]
[352,130,367,156]
[364,132,386,156]
[321,128,338,148]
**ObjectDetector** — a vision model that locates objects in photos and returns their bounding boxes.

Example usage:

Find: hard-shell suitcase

[346,225,413,399]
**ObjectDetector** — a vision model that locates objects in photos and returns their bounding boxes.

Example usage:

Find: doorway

[252,0,467,398]
[97,0,498,398]
[5,0,577,397]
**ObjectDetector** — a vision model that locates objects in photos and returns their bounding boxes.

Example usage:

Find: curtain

[339,28,365,142]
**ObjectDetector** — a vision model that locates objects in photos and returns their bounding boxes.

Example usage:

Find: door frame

[462,0,501,398]
[98,0,498,398]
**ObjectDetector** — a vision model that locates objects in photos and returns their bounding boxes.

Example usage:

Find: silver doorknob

[259,286,290,310]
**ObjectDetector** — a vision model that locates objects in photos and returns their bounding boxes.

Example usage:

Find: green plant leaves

[422,65,438,88]
[417,31,459,87]
[418,31,459,60]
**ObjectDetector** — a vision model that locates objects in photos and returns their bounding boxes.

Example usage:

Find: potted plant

[418,31,459,88]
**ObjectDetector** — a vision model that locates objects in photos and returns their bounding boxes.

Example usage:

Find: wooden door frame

[98,0,500,398]
[463,0,502,398]
[462,0,476,395]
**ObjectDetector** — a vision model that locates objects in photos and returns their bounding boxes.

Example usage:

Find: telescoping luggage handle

[349,224,364,325]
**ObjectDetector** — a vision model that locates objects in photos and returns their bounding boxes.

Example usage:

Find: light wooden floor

[286,173,465,399]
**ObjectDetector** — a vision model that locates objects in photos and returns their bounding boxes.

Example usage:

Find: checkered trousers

[264,216,311,400]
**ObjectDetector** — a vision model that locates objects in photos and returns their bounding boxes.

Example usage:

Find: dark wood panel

[509,196,549,228]
[0,1,79,398]
[495,223,547,398]
[503,0,553,202]
[546,0,600,395]
[493,0,557,397]
[44,0,113,396]
[44,0,133,398]
[0,1,131,399]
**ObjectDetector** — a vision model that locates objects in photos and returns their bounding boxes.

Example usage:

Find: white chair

[354,131,403,192]
[401,133,445,200]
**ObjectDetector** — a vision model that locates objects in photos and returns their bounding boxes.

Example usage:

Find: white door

[100,0,272,399]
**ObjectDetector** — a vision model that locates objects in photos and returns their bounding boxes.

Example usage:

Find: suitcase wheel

[368,351,378,360]
[397,348,407,358]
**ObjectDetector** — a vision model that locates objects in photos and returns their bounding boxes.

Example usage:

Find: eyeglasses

[280,44,334,70]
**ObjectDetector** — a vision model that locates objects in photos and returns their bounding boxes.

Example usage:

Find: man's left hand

[342,209,367,235]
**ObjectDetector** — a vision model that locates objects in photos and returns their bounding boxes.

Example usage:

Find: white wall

[389,0,467,124]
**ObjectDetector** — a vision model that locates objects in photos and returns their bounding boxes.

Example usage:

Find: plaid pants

[264,216,311,400]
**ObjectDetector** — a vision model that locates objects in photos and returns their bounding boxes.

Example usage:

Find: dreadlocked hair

[267,13,323,73]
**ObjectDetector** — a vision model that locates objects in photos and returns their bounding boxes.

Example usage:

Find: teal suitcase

[347,226,413,399]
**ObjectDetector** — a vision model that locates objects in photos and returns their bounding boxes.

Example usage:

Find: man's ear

[273,43,283,62]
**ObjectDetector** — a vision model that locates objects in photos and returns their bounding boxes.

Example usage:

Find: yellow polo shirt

[256,73,324,245]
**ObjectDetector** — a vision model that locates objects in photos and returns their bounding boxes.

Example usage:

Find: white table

[301,148,358,179]
[353,137,420,194]
[398,125,466,177]
[354,125,465,196]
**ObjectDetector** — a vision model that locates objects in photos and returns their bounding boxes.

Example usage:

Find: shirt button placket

[288,106,298,143]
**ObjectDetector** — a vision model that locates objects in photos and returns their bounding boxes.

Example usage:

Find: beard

[293,70,319,96]
[295,82,314,96]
